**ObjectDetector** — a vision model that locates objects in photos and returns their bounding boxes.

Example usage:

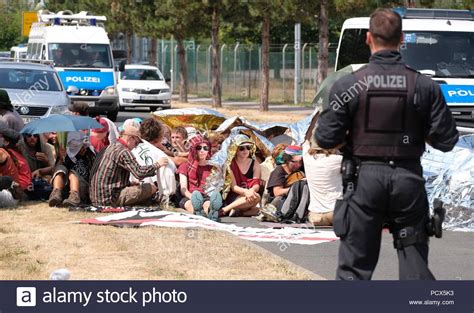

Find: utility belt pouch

[333,196,350,238]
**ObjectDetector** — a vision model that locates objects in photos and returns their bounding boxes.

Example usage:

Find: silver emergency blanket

[422,135,474,232]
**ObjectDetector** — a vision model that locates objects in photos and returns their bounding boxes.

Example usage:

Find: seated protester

[302,140,343,226]
[18,132,55,179]
[130,118,176,197]
[171,126,189,157]
[266,145,305,209]
[158,124,188,166]
[0,128,32,193]
[177,135,222,222]
[221,135,262,217]
[90,117,110,153]
[48,132,96,207]
[208,132,227,156]
[43,132,58,160]
[90,124,168,207]
[260,143,288,186]
[0,89,24,132]
[0,136,21,190]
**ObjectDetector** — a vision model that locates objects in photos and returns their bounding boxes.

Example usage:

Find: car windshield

[401,31,474,78]
[121,68,164,81]
[0,68,62,91]
[48,43,112,68]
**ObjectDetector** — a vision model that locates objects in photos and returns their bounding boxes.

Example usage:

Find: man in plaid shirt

[90,124,168,206]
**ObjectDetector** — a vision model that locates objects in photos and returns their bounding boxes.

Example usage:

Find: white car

[117,64,171,112]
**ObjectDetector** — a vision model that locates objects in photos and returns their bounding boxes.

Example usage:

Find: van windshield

[0,68,62,91]
[48,43,112,68]
[401,31,474,78]
[337,29,474,78]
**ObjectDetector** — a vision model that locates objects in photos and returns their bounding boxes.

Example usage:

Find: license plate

[85,101,95,107]
[140,95,158,100]
[22,117,39,124]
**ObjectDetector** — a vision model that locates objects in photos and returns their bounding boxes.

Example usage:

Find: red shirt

[177,162,213,194]
[7,148,32,190]
[0,148,19,185]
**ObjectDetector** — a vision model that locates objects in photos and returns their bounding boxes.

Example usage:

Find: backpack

[278,180,310,223]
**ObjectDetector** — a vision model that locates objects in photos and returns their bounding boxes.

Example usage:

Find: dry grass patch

[173,101,309,124]
[0,203,314,280]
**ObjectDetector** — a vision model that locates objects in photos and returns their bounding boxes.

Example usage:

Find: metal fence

[112,36,337,104]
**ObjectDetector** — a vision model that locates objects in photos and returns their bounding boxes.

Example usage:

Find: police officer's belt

[358,157,420,167]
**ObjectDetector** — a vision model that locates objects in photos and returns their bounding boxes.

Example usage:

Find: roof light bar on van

[38,13,107,24]
[394,7,473,20]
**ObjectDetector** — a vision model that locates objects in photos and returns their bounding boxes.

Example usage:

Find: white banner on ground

[81,210,339,245]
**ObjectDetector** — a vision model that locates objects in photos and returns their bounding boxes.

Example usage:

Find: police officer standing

[315,8,459,280]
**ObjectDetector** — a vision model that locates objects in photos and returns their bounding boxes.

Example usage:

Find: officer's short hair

[369,8,402,47]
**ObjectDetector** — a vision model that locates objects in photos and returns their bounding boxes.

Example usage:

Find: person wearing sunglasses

[221,134,262,217]
[177,135,222,222]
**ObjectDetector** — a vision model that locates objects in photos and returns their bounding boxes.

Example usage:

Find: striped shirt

[90,141,157,206]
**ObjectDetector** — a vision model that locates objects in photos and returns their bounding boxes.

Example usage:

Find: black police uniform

[315,50,459,280]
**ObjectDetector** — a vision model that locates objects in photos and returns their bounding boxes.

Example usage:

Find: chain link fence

[112,36,337,104]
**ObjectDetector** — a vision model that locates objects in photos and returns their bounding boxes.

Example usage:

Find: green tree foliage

[0,4,23,50]
[154,0,207,102]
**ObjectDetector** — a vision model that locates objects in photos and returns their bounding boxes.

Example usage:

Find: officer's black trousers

[335,162,434,280]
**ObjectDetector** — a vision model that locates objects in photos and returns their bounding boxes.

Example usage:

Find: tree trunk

[260,14,270,112]
[126,32,132,63]
[176,36,188,103]
[149,37,157,66]
[316,0,329,91]
[211,6,222,108]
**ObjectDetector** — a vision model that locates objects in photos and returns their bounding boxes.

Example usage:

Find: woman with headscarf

[221,134,262,217]
[48,132,95,207]
[176,135,222,222]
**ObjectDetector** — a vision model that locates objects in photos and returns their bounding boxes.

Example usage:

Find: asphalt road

[116,108,155,123]
[223,216,474,280]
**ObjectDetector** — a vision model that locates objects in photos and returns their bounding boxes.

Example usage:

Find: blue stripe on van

[57,71,114,90]
[440,85,474,104]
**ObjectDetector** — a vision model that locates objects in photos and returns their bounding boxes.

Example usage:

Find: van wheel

[149,106,158,112]
[107,108,119,122]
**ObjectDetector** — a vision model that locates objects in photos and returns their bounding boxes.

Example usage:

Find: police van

[27,10,118,120]
[336,8,474,132]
